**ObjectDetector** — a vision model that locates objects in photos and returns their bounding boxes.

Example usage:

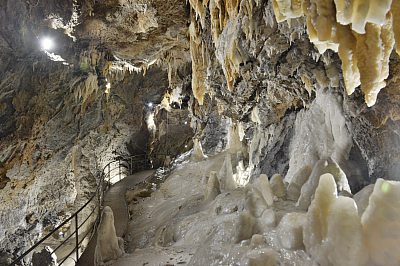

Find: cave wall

[0,51,171,262]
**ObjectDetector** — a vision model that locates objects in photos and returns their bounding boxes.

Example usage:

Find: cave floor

[77,169,156,266]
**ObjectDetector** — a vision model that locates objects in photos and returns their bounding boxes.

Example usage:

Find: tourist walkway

[76,169,156,266]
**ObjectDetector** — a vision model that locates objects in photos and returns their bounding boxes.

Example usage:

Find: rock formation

[1,0,400,265]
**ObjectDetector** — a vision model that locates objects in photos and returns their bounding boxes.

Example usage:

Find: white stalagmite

[191,139,206,161]
[276,212,307,250]
[286,165,313,200]
[326,196,368,266]
[297,158,351,211]
[233,210,257,243]
[270,174,286,198]
[353,184,374,216]
[303,173,337,266]
[361,178,400,266]
[218,153,237,191]
[244,183,269,218]
[205,171,221,200]
[257,208,276,233]
[227,122,244,153]
[253,174,274,207]
[94,206,124,266]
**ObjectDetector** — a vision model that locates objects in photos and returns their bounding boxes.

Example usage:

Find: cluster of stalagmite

[187,0,400,107]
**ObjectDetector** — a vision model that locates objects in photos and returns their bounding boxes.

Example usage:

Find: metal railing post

[119,159,121,181]
[75,214,79,264]
[98,186,101,223]
[108,164,111,188]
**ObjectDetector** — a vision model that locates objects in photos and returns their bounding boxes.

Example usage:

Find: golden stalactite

[189,13,209,105]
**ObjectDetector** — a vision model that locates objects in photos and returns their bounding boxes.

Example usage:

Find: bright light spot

[41,38,53,50]
[184,121,188,125]
[185,145,188,148]
[148,102,153,107]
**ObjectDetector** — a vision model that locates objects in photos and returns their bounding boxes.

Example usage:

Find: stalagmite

[276,212,307,250]
[361,178,400,266]
[233,210,257,243]
[218,153,237,191]
[94,206,124,266]
[270,174,286,198]
[325,196,368,266]
[205,171,221,200]
[253,174,274,207]
[191,139,206,161]
[303,173,337,266]
[257,208,276,232]
[244,183,269,218]
[297,158,351,211]
[353,184,374,216]
[286,165,313,200]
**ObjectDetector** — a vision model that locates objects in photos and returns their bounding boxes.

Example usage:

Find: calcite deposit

[1,0,400,265]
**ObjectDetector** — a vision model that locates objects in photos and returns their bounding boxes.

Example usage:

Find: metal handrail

[8,154,153,266]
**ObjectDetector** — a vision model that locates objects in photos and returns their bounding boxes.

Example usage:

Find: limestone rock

[270,174,286,198]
